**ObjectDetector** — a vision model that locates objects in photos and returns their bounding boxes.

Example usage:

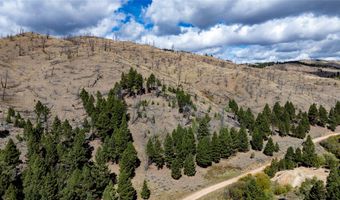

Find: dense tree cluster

[146,119,250,180]
[264,135,319,177]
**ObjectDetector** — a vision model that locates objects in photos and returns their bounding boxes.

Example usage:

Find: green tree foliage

[211,132,221,163]
[263,137,275,156]
[255,113,271,138]
[326,167,340,200]
[176,88,193,113]
[238,127,250,152]
[295,147,303,165]
[228,99,239,114]
[2,139,20,167]
[318,105,328,127]
[302,135,318,167]
[140,180,151,200]
[146,137,164,169]
[219,127,233,158]
[251,128,263,151]
[305,180,326,200]
[171,157,182,180]
[103,181,118,200]
[196,137,212,168]
[308,103,319,125]
[328,108,337,131]
[284,147,296,170]
[146,73,156,92]
[117,170,137,200]
[163,133,175,168]
[264,158,279,177]
[197,114,210,140]
[119,143,139,177]
[183,154,196,176]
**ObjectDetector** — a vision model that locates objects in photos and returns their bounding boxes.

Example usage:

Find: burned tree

[1,70,8,101]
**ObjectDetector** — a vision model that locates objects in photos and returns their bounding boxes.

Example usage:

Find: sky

[1,0,340,63]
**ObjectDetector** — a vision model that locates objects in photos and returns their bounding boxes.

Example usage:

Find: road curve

[182,131,340,200]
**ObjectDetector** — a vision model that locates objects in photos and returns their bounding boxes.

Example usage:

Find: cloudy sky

[1,0,340,63]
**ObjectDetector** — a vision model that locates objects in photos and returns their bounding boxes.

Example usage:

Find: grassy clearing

[204,165,242,182]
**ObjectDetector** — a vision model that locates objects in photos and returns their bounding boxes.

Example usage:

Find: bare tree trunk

[1,70,8,101]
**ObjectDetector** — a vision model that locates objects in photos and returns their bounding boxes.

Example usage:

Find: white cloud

[140,14,340,52]
[116,19,146,41]
[0,0,126,36]
[145,0,340,34]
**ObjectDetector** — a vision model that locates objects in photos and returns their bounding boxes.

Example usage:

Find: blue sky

[1,0,340,63]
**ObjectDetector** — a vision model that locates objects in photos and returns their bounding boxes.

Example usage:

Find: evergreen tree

[163,133,175,168]
[255,113,271,138]
[2,139,20,167]
[294,147,303,165]
[211,132,221,163]
[251,128,263,151]
[181,128,196,155]
[284,147,296,170]
[219,127,233,158]
[114,115,132,160]
[318,105,328,127]
[103,181,118,200]
[326,167,340,200]
[117,170,137,200]
[119,143,139,177]
[3,184,18,200]
[263,137,275,156]
[196,137,212,168]
[197,115,210,140]
[308,104,319,125]
[183,154,196,176]
[228,99,239,114]
[264,158,279,177]
[152,137,164,169]
[305,180,326,200]
[171,157,182,180]
[238,127,249,152]
[328,108,337,131]
[140,180,150,200]
[230,127,239,154]
[302,135,318,167]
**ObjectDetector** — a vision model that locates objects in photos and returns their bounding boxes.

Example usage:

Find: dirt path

[182,131,340,200]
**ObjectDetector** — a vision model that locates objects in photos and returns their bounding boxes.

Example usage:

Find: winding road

[182,131,340,200]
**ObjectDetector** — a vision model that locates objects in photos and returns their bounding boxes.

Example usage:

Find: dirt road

[182,131,340,200]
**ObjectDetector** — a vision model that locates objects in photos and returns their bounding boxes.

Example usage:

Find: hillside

[0,33,340,200]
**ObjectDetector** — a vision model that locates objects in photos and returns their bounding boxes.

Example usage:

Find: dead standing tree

[1,70,8,101]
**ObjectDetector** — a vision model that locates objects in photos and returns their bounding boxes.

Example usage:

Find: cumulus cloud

[0,0,126,36]
[145,0,340,34]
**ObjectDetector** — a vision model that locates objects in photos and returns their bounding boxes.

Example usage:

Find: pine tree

[264,158,279,177]
[328,108,337,131]
[238,127,249,152]
[114,115,132,160]
[308,104,319,125]
[326,167,340,200]
[263,137,275,156]
[255,113,271,138]
[211,132,221,163]
[284,147,296,170]
[197,115,210,140]
[251,128,263,151]
[103,181,118,200]
[305,180,326,200]
[181,128,196,155]
[140,180,151,200]
[219,127,233,158]
[119,143,139,177]
[228,99,239,114]
[318,105,328,127]
[183,154,196,176]
[3,184,18,200]
[230,127,239,154]
[2,139,20,167]
[152,137,164,169]
[163,133,175,168]
[302,135,318,167]
[117,170,137,200]
[171,157,182,180]
[294,147,303,165]
[196,137,212,168]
